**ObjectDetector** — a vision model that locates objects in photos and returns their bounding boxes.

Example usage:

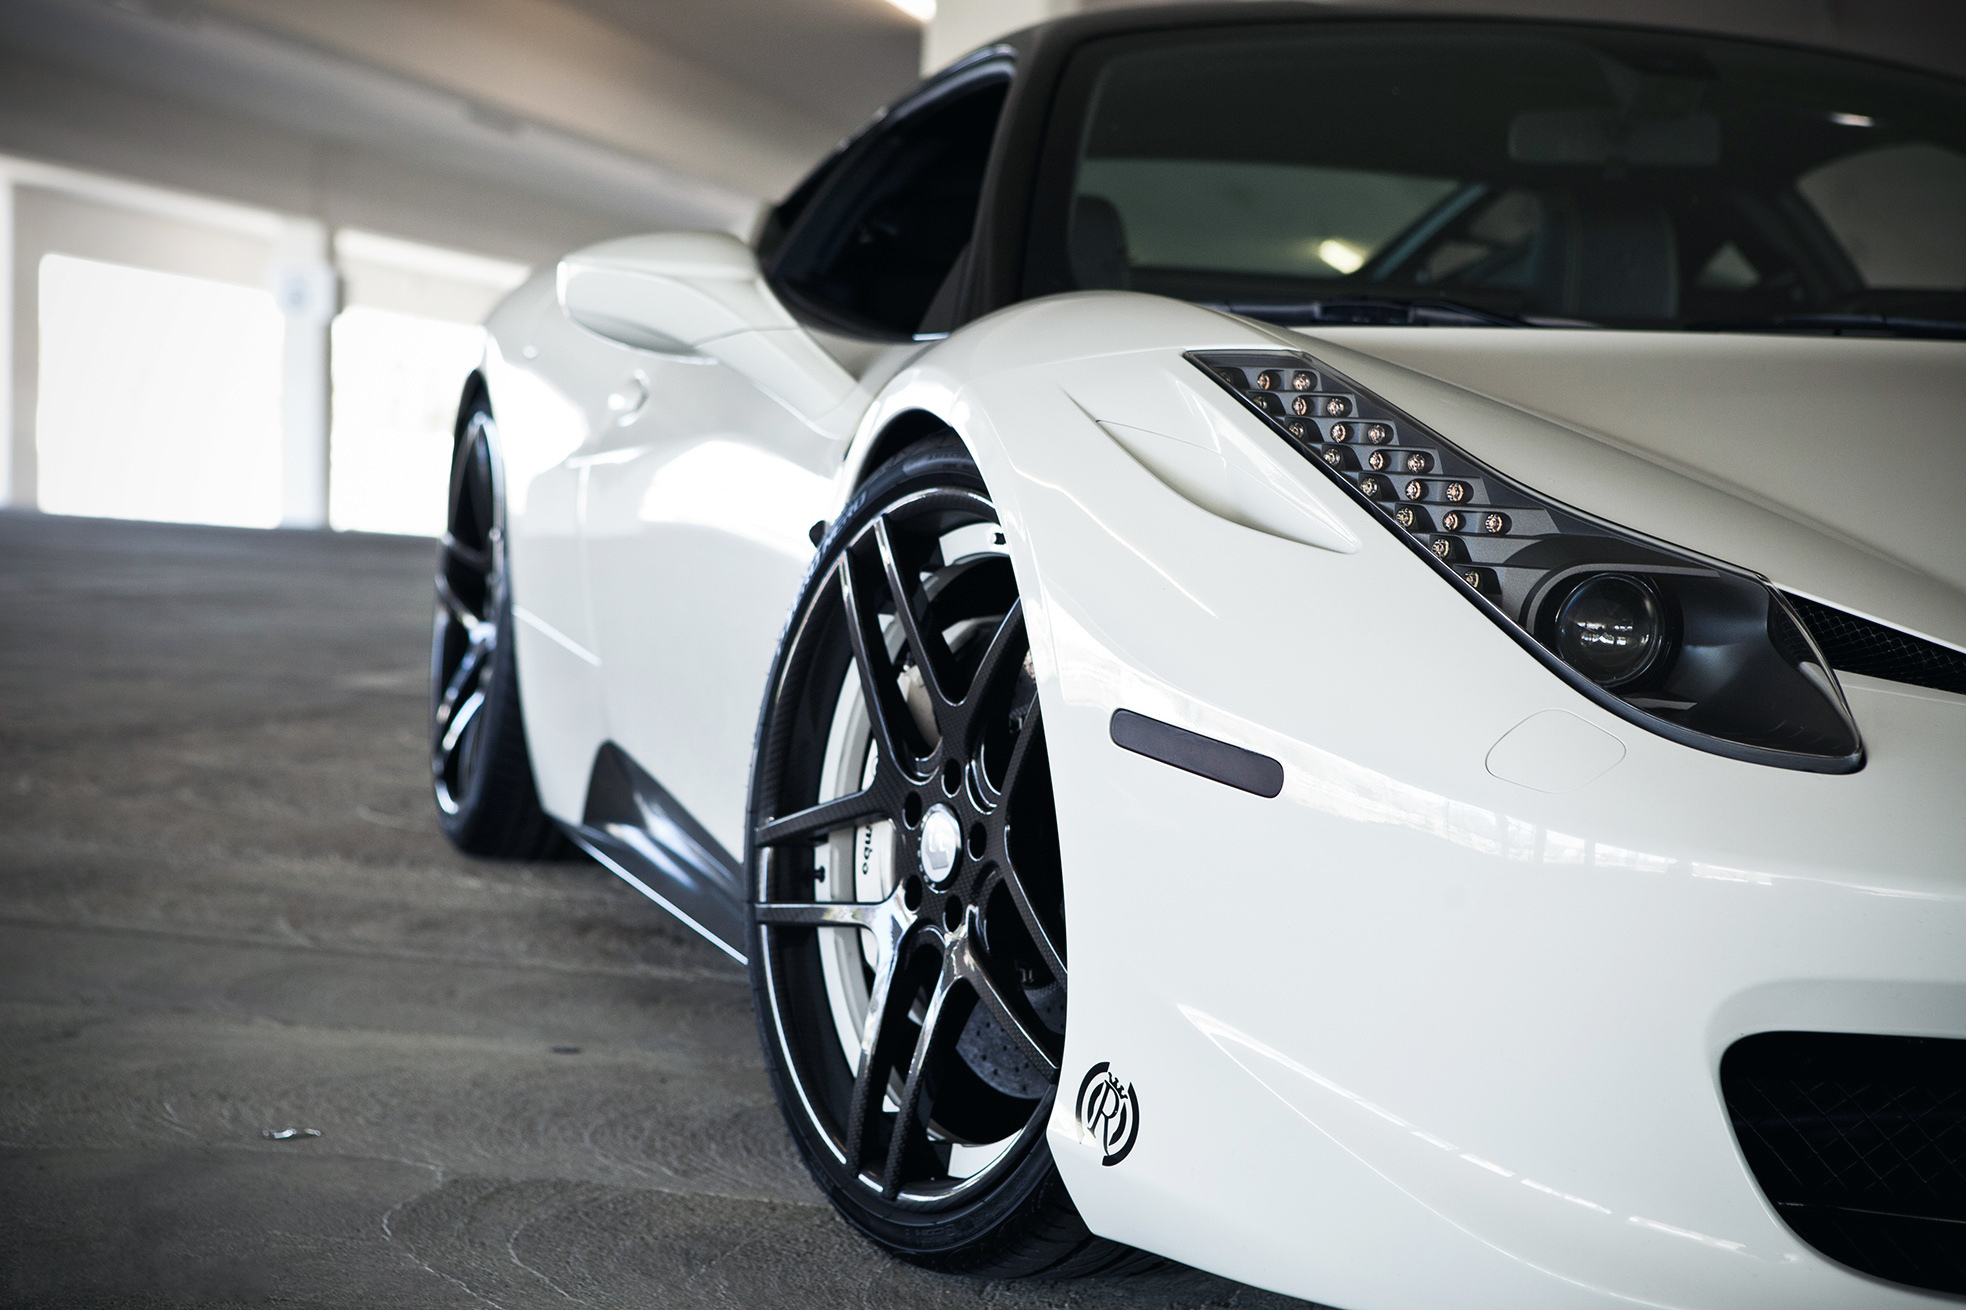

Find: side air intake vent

[1723,1031,1966,1295]
[1785,595,1966,697]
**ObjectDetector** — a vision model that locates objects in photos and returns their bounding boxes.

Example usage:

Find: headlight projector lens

[1554,574,1665,687]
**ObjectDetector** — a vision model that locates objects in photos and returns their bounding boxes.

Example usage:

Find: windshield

[1033,22,1966,330]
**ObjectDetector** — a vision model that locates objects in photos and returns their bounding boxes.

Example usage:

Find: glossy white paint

[1485,711,1627,794]
[491,253,833,854]
[483,277,611,820]
[484,266,1966,1308]
[557,231,867,435]
[491,237,934,850]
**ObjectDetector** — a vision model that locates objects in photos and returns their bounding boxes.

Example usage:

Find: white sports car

[429,7,1966,1306]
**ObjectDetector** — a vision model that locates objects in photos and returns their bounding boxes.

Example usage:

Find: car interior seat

[1557,199,1680,320]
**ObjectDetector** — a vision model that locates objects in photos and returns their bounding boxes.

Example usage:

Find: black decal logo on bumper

[1075,1061,1140,1166]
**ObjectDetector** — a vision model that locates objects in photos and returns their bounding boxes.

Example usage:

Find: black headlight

[1193,349,1863,773]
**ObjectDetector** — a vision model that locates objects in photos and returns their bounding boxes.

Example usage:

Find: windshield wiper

[1685,312,1966,341]
[1205,296,1538,328]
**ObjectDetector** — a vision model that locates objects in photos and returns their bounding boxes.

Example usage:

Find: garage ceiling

[0,0,928,256]
[561,0,919,138]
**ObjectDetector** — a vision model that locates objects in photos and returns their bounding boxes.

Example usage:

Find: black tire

[430,391,563,860]
[746,436,1151,1277]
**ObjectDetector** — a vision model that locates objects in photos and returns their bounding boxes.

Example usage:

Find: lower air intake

[1723,1031,1966,1295]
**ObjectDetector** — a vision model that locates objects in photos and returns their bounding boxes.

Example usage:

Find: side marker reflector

[1109,709,1284,798]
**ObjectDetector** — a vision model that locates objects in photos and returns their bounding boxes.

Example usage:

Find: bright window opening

[36,254,284,528]
[328,306,485,538]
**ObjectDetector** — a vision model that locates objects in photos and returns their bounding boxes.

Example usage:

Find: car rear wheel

[747,437,1148,1275]
[430,395,562,859]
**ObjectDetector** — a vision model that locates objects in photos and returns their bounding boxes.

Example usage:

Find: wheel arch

[446,369,508,542]
[847,406,957,493]
[430,370,565,860]
[835,389,1048,709]
[453,368,490,449]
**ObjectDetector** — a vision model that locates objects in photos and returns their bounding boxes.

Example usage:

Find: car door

[575,60,1014,873]
[575,342,838,875]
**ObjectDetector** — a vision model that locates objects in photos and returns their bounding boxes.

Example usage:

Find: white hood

[1293,326,1966,653]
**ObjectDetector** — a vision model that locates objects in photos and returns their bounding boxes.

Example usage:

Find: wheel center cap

[919,804,961,884]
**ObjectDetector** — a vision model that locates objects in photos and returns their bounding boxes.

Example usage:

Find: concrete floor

[0,511,1314,1310]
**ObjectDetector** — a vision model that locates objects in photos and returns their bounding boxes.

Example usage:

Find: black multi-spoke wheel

[748,438,1144,1275]
[429,390,561,858]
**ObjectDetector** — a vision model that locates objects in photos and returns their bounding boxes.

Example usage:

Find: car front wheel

[746,436,1146,1276]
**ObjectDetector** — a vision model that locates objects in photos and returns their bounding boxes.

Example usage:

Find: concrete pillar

[268,218,336,529]
[923,0,1081,74]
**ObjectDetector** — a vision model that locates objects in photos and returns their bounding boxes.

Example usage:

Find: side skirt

[562,742,747,964]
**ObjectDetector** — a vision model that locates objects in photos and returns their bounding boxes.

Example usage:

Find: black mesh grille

[1723,1032,1966,1295]
[1786,594,1966,696]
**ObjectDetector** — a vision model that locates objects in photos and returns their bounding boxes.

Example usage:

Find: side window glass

[1798,143,1966,289]
[771,79,1009,338]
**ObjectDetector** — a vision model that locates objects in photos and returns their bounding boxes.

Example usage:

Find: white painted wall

[34,253,286,529]
[5,171,281,513]
[270,218,333,529]
[334,231,530,328]
[0,162,532,523]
